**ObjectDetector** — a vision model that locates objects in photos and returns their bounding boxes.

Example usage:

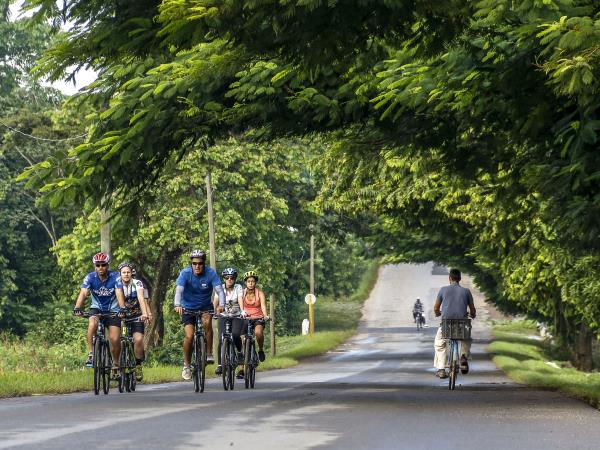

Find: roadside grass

[0,262,380,398]
[490,320,600,408]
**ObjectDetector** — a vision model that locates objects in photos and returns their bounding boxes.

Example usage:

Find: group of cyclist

[73,249,269,384]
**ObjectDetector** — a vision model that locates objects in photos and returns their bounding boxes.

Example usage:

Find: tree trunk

[144,246,183,349]
[575,322,594,372]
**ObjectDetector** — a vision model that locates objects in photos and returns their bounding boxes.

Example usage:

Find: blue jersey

[176,266,221,309]
[81,270,120,312]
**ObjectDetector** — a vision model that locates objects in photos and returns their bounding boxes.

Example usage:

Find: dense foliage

[6,0,600,370]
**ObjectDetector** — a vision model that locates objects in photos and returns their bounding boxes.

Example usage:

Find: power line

[0,120,88,142]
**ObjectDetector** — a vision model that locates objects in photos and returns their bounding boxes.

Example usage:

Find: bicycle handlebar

[182,308,215,317]
[75,311,118,319]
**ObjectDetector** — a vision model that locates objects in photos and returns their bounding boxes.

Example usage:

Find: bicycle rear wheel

[448,340,458,390]
[93,337,101,395]
[244,339,252,389]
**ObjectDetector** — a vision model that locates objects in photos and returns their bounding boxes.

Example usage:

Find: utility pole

[309,233,315,337]
[269,293,276,356]
[206,171,218,357]
[100,207,111,255]
[206,172,217,269]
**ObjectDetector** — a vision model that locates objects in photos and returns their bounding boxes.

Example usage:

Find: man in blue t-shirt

[433,268,477,379]
[73,252,126,373]
[174,249,225,381]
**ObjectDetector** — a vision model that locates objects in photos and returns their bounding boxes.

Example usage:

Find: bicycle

[441,318,472,390]
[415,312,425,331]
[119,316,139,393]
[241,317,269,389]
[216,312,242,391]
[78,312,118,395]
[183,308,212,393]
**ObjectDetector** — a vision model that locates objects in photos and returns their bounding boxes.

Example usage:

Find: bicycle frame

[217,313,241,391]
[78,312,118,395]
[183,309,211,393]
[119,317,139,393]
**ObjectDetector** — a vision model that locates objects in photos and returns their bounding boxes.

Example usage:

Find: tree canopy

[16,0,600,368]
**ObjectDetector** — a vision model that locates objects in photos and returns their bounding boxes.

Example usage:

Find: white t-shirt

[222,283,243,313]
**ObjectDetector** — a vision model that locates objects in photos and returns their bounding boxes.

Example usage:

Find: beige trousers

[433,327,472,370]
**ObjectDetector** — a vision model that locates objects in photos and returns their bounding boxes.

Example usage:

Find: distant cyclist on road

[238,270,269,380]
[174,250,225,381]
[116,262,151,381]
[433,268,476,379]
[73,252,126,379]
[412,298,425,326]
[213,267,244,376]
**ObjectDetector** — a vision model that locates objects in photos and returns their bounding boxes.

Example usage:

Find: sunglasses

[191,262,205,266]
[223,276,235,280]
[95,263,108,268]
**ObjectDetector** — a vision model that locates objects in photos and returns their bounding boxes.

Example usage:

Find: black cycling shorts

[89,308,121,327]
[125,316,145,334]
[181,305,214,326]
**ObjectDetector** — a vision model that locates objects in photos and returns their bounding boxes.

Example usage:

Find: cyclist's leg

[232,318,243,353]
[217,318,225,365]
[108,324,122,366]
[201,312,213,358]
[87,316,99,354]
[433,327,447,373]
[182,323,195,366]
[133,331,144,361]
[459,337,472,359]
[255,324,265,350]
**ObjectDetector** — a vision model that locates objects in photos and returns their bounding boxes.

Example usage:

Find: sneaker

[135,364,143,382]
[182,365,192,381]
[85,352,93,368]
[460,355,469,374]
[436,369,448,379]
[215,365,223,375]
[236,369,244,380]
[206,353,215,364]
[258,350,265,362]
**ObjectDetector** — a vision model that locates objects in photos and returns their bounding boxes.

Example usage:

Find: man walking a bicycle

[433,268,476,379]
[174,249,225,381]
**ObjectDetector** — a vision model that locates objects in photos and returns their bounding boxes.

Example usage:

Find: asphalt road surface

[1,263,599,449]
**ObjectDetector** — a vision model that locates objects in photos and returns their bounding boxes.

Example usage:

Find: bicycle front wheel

[102,342,111,395]
[129,342,137,392]
[221,338,230,391]
[118,344,126,393]
[93,337,101,395]
[244,338,252,389]
[249,351,256,389]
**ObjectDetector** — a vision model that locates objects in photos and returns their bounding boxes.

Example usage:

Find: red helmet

[92,252,110,264]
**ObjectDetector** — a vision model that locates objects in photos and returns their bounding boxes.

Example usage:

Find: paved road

[1,263,599,449]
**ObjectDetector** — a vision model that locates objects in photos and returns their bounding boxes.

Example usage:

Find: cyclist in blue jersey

[73,252,127,378]
[116,262,151,381]
[174,249,226,380]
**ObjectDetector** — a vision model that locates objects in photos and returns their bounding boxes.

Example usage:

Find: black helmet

[221,267,237,278]
[118,262,136,272]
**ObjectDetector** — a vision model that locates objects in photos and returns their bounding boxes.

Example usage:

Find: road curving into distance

[1,263,599,449]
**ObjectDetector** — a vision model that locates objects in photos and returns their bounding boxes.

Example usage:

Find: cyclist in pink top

[238,270,269,379]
